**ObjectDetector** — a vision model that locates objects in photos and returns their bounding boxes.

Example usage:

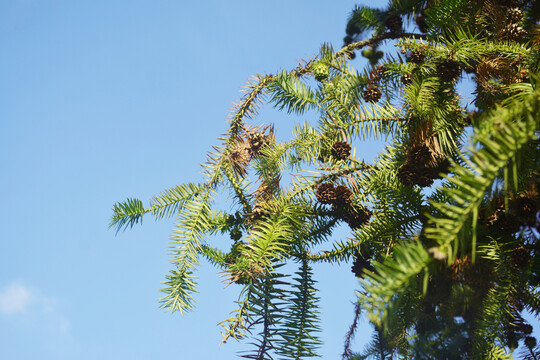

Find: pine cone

[500,23,527,40]
[416,13,429,33]
[525,336,537,349]
[369,65,386,83]
[437,59,461,82]
[494,212,521,235]
[247,204,269,224]
[345,206,372,229]
[351,253,375,277]
[500,0,519,8]
[415,167,436,187]
[505,329,519,349]
[316,183,336,204]
[449,256,472,283]
[397,162,417,187]
[408,49,426,64]
[385,14,402,33]
[508,7,524,22]
[230,228,242,241]
[398,162,435,187]
[334,185,353,207]
[247,132,269,155]
[428,157,451,180]
[363,85,382,103]
[511,196,539,226]
[510,246,530,268]
[408,145,432,165]
[520,323,534,335]
[331,141,351,160]
[401,73,413,85]
[312,62,330,82]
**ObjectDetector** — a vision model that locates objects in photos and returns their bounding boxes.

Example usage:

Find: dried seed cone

[346,206,372,229]
[385,14,403,33]
[521,323,534,335]
[401,73,413,85]
[500,23,527,40]
[230,228,242,241]
[437,59,461,82]
[449,256,472,283]
[397,162,418,187]
[508,7,524,22]
[351,253,374,277]
[248,204,268,223]
[316,183,336,204]
[525,336,537,349]
[363,85,382,103]
[408,49,426,64]
[408,145,433,165]
[500,0,519,8]
[334,185,353,207]
[416,13,428,33]
[331,141,351,160]
[494,212,521,235]
[511,196,539,226]
[510,246,530,268]
[247,132,269,155]
[369,65,386,83]
[432,158,451,179]
[397,162,435,187]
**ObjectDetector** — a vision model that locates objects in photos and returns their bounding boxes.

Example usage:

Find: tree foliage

[111,0,540,358]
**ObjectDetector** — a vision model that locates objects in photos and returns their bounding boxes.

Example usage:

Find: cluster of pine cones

[315,182,372,230]
[397,145,450,187]
[384,14,402,33]
[480,191,540,236]
[363,65,384,103]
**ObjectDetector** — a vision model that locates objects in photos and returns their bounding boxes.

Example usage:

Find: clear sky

[0,1,380,359]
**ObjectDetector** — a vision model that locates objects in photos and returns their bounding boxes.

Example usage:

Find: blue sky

[0,1,380,359]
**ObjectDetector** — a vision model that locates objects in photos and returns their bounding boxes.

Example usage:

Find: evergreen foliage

[111,0,540,358]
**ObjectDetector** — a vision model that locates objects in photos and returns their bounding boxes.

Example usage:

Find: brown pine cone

[351,253,375,277]
[363,85,382,103]
[397,162,417,187]
[408,49,426,64]
[432,158,451,179]
[334,185,353,207]
[521,323,534,335]
[401,73,413,85]
[511,196,539,226]
[316,183,336,204]
[331,141,351,160]
[345,206,372,229]
[525,336,537,349]
[510,246,530,268]
[247,132,269,155]
[415,167,436,187]
[408,145,433,165]
[416,13,428,33]
[397,160,436,188]
[436,59,461,83]
[248,204,268,223]
[385,14,403,33]
[369,65,386,83]
[494,212,521,235]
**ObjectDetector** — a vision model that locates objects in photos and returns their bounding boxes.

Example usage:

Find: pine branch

[425,86,540,263]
